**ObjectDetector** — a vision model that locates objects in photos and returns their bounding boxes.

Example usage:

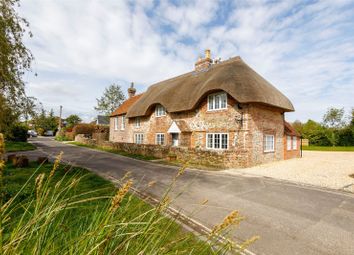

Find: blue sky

[19,0,354,122]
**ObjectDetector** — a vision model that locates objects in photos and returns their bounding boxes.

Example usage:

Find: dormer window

[155,105,166,117]
[207,92,227,111]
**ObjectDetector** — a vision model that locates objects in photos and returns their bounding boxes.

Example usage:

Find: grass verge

[2,161,234,254]
[69,141,157,161]
[4,141,36,152]
[302,146,354,151]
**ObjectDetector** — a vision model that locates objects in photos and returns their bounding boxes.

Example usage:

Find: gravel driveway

[225,151,354,193]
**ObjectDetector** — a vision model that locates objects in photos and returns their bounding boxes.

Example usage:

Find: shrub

[36,127,45,136]
[55,135,71,141]
[337,127,354,146]
[7,124,28,142]
[94,125,109,133]
[73,124,95,137]
[65,131,74,140]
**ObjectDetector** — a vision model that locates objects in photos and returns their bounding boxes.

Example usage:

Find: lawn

[1,160,244,254]
[5,141,36,152]
[69,141,157,160]
[302,146,354,151]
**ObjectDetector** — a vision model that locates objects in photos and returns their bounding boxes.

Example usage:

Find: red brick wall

[248,105,285,166]
[284,136,301,159]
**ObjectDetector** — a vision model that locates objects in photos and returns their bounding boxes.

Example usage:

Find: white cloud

[19,0,354,122]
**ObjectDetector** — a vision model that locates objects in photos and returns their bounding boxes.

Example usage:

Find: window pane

[292,137,297,150]
[207,134,213,148]
[221,134,228,149]
[208,96,214,110]
[215,95,220,109]
[221,94,227,108]
[214,134,220,148]
[114,117,118,130]
[287,136,292,150]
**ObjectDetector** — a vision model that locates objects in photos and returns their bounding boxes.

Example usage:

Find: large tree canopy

[65,114,82,128]
[94,84,126,116]
[322,107,345,129]
[0,0,33,102]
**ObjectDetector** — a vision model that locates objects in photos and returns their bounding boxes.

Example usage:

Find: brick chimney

[128,82,136,98]
[195,49,212,71]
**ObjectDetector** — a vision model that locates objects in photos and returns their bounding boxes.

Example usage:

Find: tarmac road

[23,137,354,255]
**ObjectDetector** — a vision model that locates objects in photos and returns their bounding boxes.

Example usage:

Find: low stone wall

[75,134,97,146]
[75,134,249,169]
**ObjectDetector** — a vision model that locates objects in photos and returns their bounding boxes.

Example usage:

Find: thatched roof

[126,56,294,118]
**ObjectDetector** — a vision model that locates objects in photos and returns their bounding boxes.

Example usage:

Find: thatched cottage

[110,50,300,168]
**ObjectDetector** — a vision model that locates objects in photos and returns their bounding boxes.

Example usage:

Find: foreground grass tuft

[4,141,36,152]
[302,146,354,151]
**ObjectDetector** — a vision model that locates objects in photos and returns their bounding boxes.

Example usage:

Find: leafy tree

[34,108,58,132]
[94,84,126,115]
[0,95,19,138]
[302,120,332,146]
[0,0,34,102]
[20,96,38,124]
[322,107,345,129]
[337,127,354,146]
[65,114,82,128]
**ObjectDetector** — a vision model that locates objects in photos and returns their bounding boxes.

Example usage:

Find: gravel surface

[224,151,354,193]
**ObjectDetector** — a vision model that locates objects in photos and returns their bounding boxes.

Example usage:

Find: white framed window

[121,115,125,130]
[287,135,292,150]
[114,117,118,131]
[264,134,275,152]
[156,133,165,145]
[242,112,248,130]
[206,133,228,150]
[292,136,297,150]
[135,117,141,128]
[155,105,166,117]
[134,133,144,144]
[207,92,227,111]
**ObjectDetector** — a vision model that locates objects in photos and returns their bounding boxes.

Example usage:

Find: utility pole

[58,105,63,132]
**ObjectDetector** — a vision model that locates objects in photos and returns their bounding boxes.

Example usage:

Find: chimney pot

[195,49,212,72]
[128,82,136,98]
[205,49,211,59]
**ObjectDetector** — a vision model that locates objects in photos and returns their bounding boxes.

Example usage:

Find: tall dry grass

[0,133,257,254]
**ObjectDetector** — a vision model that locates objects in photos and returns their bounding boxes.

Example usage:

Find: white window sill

[206,148,228,150]
[206,108,227,112]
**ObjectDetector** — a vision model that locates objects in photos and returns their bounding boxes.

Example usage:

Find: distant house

[95,115,110,126]
[109,50,300,168]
